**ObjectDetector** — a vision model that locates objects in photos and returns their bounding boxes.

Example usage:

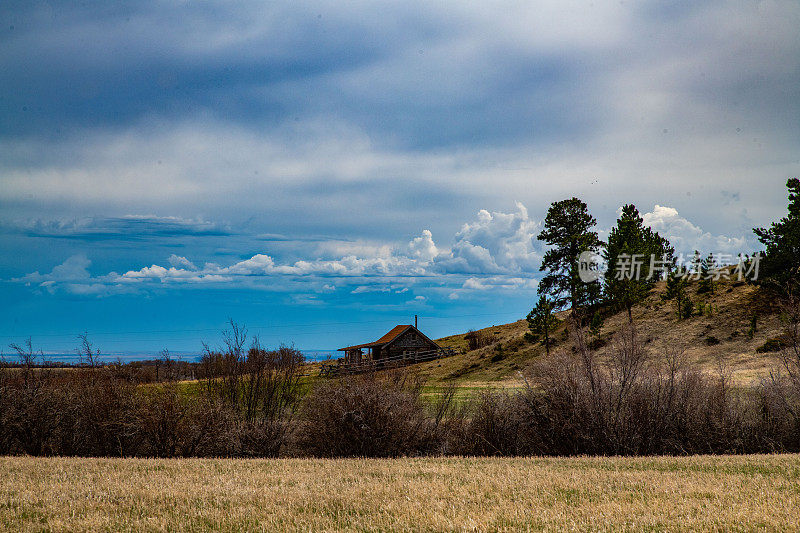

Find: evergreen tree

[604,204,674,322]
[754,178,800,293]
[697,253,715,294]
[747,312,758,338]
[589,310,604,339]
[682,294,695,319]
[526,296,560,355]
[664,270,691,320]
[537,197,603,316]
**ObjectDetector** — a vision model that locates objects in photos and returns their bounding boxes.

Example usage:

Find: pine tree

[697,253,715,294]
[526,296,560,355]
[664,270,691,320]
[537,197,603,317]
[589,310,604,338]
[682,294,694,319]
[604,204,674,322]
[747,312,758,338]
[754,178,800,293]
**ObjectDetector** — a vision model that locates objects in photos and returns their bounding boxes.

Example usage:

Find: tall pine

[754,178,800,293]
[697,253,715,294]
[604,204,674,322]
[526,296,559,355]
[537,197,603,316]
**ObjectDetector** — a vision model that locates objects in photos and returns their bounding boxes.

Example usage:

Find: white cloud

[434,202,541,274]
[351,285,391,294]
[21,254,91,284]
[447,274,538,301]
[3,214,232,238]
[406,294,428,305]
[314,240,394,260]
[18,204,541,295]
[12,202,755,298]
[168,254,197,270]
[48,254,92,281]
[15,255,137,297]
[462,276,537,291]
[221,254,275,275]
[407,229,439,262]
[462,277,488,290]
[642,204,751,256]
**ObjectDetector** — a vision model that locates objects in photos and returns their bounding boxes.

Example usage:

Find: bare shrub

[132,385,238,458]
[455,391,523,456]
[241,342,305,425]
[0,356,8,453]
[54,337,137,457]
[465,330,494,351]
[67,372,136,456]
[1,339,62,455]
[198,321,305,456]
[132,385,187,457]
[297,372,435,457]
[234,420,291,457]
[757,376,800,451]
[494,320,772,456]
[1,336,134,457]
[755,291,800,451]
[773,292,800,393]
[4,318,800,458]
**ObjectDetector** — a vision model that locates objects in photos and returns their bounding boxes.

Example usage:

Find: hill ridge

[429,275,782,385]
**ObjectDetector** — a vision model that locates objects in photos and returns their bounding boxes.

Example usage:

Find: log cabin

[337,324,440,365]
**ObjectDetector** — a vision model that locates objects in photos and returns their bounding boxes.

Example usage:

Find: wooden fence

[318,347,456,377]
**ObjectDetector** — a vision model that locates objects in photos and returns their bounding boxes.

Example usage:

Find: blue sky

[1,1,799,356]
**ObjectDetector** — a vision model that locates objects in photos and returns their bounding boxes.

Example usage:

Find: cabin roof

[373,324,414,345]
[338,324,439,351]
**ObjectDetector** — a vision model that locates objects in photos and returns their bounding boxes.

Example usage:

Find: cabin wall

[385,329,437,358]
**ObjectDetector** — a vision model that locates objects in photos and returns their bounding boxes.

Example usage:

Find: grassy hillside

[3,454,799,531]
[425,275,785,386]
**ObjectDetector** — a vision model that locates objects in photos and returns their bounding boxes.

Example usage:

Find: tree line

[527,178,800,349]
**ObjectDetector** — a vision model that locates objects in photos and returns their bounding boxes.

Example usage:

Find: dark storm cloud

[0,1,430,138]
[0,0,796,252]
[2,215,232,241]
[0,0,597,152]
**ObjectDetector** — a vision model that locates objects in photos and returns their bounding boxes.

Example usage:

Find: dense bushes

[0,363,237,457]
[298,373,433,457]
[0,325,304,458]
[459,333,759,456]
[3,319,800,458]
[464,329,495,351]
[197,322,305,456]
[455,323,800,457]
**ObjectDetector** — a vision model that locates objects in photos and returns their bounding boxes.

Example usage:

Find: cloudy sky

[1,0,798,355]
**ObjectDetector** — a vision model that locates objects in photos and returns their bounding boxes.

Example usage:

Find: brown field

[2,454,799,532]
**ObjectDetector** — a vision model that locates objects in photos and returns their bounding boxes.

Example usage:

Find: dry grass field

[2,454,800,532]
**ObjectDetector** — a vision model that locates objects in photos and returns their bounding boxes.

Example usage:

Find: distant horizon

[1,349,342,365]
[2,309,523,355]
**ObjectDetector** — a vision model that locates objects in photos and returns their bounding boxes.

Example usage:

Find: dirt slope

[426,275,786,386]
